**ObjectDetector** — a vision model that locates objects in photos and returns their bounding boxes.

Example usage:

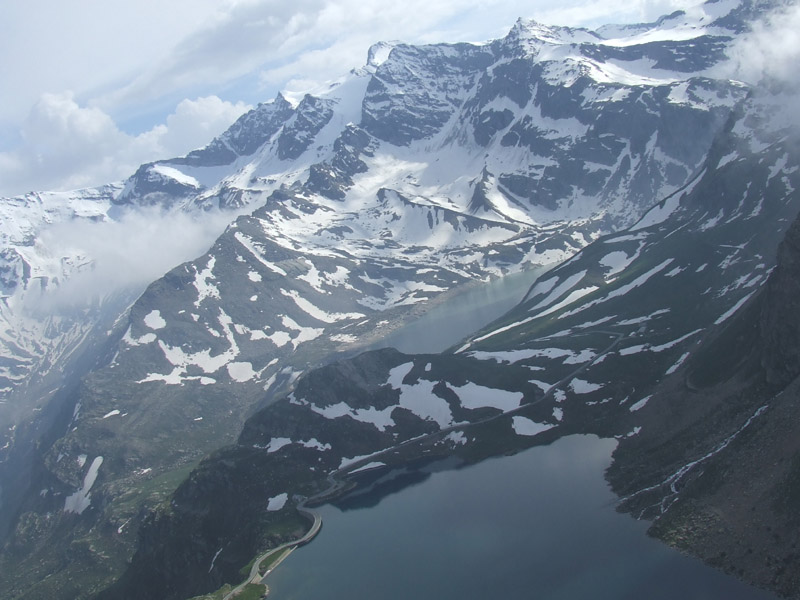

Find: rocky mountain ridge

[0,0,796,598]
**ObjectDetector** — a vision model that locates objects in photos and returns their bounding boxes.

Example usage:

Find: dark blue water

[267,435,776,600]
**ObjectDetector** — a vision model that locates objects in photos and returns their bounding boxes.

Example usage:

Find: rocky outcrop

[608,163,800,597]
[760,215,800,388]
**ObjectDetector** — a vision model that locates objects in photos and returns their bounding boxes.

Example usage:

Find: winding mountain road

[221,502,323,600]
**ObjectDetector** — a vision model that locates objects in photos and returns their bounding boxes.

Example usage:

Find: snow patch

[281,289,365,323]
[234,232,288,276]
[666,352,690,375]
[193,256,220,307]
[629,395,652,412]
[714,291,756,325]
[350,461,387,474]
[540,286,599,318]
[151,164,200,188]
[512,416,555,437]
[450,382,521,412]
[561,260,674,318]
[227,361,257,382]
[570,378,602,394]
[262,438,292,453]
[64,456,103,514]
[301,438,332,451]
[208,547,223,573]
[309,401,396,432]
[444,431,467,446]
[630,194,681,231]
[400,380,455,428]
[528,271,587,313]
[529,379,552,393]
[123,328,157,346]
[340,452,383,470]
[267,493,288,511]
[143,310,167,330]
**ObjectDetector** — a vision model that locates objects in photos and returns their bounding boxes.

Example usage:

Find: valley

[1,0,800,598]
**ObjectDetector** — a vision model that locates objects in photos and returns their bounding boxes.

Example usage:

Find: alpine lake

[266,268,778,600]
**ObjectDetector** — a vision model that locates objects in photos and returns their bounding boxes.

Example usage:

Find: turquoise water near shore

[369,267,547,354]
[267,435,777,600]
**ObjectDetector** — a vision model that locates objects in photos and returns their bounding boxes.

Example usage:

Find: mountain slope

[0,1,789,598]
[608,124,800,597]
[93,84,800,599]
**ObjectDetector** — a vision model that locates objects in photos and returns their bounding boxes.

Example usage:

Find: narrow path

[223,462,345,598]
[221,503,322,600]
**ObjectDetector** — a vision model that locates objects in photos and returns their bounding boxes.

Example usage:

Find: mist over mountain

[1,1,799,598]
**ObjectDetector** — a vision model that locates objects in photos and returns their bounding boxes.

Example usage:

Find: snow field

[64,456,104,514]
[511,416,555,437]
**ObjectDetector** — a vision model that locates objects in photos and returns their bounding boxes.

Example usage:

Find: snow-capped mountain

[0,0,794,598]
[0,1,748,442]
[103,86,800,600]
[0,186,134,444]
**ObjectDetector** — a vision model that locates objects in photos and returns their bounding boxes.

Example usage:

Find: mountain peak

[506,17,598,49]
[366,41,398,70]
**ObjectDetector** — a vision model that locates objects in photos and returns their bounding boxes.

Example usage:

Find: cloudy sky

[0,0,711,197]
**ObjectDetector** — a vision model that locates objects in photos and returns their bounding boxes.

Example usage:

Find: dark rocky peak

[681,92,799,223]
[361,41,494,145]
[276,94,336,161]
[501,18,600,54]
[178,93,295,167]
[114,94,298,207]
[374,187,519,234]
[462,66,746,218]
[252,185,332,221]
[466,167,528,222]
[114,161,204,207]
[468,167,494,215]
[305,124,375,200]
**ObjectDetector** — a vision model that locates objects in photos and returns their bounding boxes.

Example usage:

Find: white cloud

[0,92,127,195]
[122,0,701,105]
[0,94,250,197]
[0,0,226,127]
[0,0,708,197]
[135,96,253,157]
[32,205,240,312]
[722,2,800,88]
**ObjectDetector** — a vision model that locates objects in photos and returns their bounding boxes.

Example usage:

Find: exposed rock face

[606,132,800,597]
[177,95,296,167]
[760,216,800,388]
[613,210,800,598]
